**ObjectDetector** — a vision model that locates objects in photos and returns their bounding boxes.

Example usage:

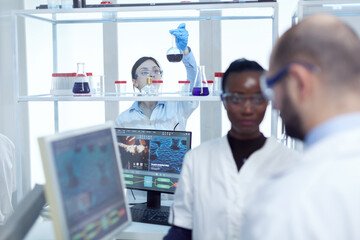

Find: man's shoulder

[263,152,360,200]
[261,158,360,215]
[252,162,315,213]
[244,132,360,239]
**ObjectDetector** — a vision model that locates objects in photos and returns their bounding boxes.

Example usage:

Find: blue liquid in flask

[73,82,90,94]
[192,87,209,96]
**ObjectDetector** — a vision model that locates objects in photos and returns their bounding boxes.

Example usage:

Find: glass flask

[166,35,183,63]
[192,65,209,96]
[72,63,90,94]
[141,77,158,96]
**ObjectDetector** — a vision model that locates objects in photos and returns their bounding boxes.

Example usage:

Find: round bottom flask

[166,35,183,63]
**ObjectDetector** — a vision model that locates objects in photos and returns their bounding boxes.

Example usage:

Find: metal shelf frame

[15,2,277,23]
[12,1,279,197]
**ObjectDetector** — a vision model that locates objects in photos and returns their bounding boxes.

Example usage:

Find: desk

[25,218,170,240]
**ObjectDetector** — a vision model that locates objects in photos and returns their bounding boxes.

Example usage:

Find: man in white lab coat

[163,59,299,240]
[0,133,16,225]
[241,14,360,240]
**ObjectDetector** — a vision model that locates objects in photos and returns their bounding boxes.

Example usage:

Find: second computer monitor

[115,128,191,195]
[39,123,131,240]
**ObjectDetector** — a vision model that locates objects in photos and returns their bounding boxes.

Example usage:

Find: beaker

[192,65,209,96]
[90,75,104,95]
[152,80,163,94]
[213,72,224,96]
[166,35,183,63]
[141,77,158,96]
[72,63,90,94]
[115,80,126,95]
[178,80,191,96]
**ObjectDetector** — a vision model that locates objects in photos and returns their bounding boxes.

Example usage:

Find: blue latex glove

[169,23,189,51]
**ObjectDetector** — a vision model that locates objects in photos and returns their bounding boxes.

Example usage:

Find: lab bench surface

[25,217,170,240]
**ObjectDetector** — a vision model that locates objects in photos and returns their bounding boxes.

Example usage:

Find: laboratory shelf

[18,93,221,102]
[15,1,277,25]
[13,1,278,102]
[13,1,279,198]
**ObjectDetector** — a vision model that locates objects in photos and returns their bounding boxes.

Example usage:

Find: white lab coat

[115,101,199,131]
[0,134,16,225]
[241,127,360,240]
[169,136,299,240]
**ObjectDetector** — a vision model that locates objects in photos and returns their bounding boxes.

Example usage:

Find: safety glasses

[135,67,163,79]
[260,62,317,101]
[221,92,266,106]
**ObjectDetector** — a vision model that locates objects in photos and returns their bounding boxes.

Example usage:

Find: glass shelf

[18,93,221,102]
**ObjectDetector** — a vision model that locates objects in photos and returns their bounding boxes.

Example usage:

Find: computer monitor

[115,128,191,209]
[38,123,131,240]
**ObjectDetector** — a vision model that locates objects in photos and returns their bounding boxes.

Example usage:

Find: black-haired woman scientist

[115,23,199,131]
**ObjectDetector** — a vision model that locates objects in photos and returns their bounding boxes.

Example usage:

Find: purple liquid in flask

[192,87,209,96]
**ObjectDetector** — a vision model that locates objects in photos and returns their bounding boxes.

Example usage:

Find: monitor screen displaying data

[39,123,131,240]
[116,128,191,194]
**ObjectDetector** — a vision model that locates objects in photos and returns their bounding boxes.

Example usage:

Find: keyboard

[130,204,170,226]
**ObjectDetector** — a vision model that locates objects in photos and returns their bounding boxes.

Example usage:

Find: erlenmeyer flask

[166,35,183,63]
[72,62,90,94]
[192,65,209,96]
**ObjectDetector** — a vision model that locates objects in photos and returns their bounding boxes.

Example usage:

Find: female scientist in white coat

[115,23,198,131]
[164,59,299,240]
[115,23,198,202]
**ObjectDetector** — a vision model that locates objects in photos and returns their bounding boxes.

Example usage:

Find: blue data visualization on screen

[116,128,191,194]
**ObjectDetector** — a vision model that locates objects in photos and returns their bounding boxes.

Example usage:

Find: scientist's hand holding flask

[169,23,189,50]
[167,23,189,62]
